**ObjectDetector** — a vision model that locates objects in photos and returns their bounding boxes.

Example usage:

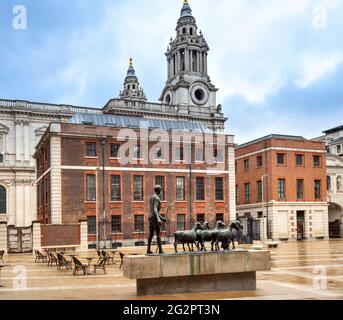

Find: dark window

[155,176,165,201]
[176,147,184,161]
[134,145,142,159]
[315,180,321,199]
[134,215,144,233]
[196,177,205,201]
[111,215,122,233]
[297,179,304,199]
[86,174,96,201]
[257,156,263,168]
[296,154,304,166]
[177,214,186,230]
[277,154,286,165]
[110,175,121,202]
[110,144,120,158]
[215,177,224,201]
[244,159,250,171]
[258,212,263,218]
[214,148,224,162]
[0,153,4,163]
[327,176,331,191]
[197,214,205,223]
[337,145,342,154]
[86,143,97,157]
[0,186,6,214]
[313,155,321,167]
[236,185,239,205]
[245,183,251,203]
[257,181,263,202]
[278,179,286,199]
[216,213,224,222]
[176,177,185,201]
[133,176,144,201]
[87,217,96,235]
[156,147,164,160]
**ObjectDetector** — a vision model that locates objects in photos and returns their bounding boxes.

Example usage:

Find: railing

[0,99,102,115]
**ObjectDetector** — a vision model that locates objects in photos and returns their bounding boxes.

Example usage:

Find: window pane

[86,143,97,157]
[277,154,285,165]
[133,176,144,201]
[197,214,205,223]
[86,175,96,201]
[245,184,251,202]
[134,215,144,232]
[296,154,304,166]
[111,175,121,201]
[278,179,285,199]
[0,186,6,214]
[244,159,250,171]
[257,181,262,202]
[216,213,224,222]
[176,177,185,201]
[196,177,205,201]
[297,179,304,199]
[110,144,120,158]
[257,156,263,168]
[134,145,142,159]
[195,148,204,162]
[313,156,321,167]
[155,176,165,201]
[177,214,186,230]
[111,215,122,233]
[87,217,96,235]
[215,177,224,201]
[315,180,321,199]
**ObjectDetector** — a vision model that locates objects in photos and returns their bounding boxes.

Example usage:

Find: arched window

[190,28,193,36]
[182,27,187,34]
[0,186,6,214]
[327,176,331,191]
[338,176,343,192]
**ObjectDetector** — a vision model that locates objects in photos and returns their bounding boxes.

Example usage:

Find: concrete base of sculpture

[123,250,271,296]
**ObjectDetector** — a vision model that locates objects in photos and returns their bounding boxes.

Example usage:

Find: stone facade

[235,134,329,241]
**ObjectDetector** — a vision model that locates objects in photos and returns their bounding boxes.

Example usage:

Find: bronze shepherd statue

[147,185,166,255]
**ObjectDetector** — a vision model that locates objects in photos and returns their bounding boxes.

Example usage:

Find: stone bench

[123,250,271,296]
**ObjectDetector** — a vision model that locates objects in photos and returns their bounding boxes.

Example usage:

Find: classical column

[185,49,190,72]
[23,121,30,162]
[50,135,62,225]
[79,220,88,252]
[227,139,237,222]
[204,52,208,74]
[197,51,200,73]
[15,120,22,162]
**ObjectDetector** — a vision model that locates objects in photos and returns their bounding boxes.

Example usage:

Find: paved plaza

[0,240,343,300]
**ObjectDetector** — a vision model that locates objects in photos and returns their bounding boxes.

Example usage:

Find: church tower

[160,0,218,109]
[119,58,147,102]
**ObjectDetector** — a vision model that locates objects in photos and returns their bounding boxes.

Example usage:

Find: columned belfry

[119,58,147,102]
[160,0,218,109]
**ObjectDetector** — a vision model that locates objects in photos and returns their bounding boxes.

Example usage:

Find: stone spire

[119,58,147,102]
[160,0,218,109]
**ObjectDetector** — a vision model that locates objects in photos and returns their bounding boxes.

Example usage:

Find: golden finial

[184,0,189,4]
[129,57,133,68]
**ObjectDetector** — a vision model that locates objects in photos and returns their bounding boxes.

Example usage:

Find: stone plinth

[123,250,271,296]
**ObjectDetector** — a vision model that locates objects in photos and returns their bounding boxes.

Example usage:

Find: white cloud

[295,51,343,88]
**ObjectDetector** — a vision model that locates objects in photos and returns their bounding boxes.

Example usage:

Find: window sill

[110,201,122,204]
[85,157,98,159]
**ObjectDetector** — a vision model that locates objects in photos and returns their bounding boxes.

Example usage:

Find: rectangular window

[175,147,184,161]
[297,179,304,199]
[236,185,239,205]
[155,176,165,201]
[296,154,304,166]
[86,142,97,157]
[133,145,142,159]
[215,177,224,201]
[0,185,6,214]
[111,215,122,233]
[337,145,342,154]
[257,181,262,202]
[134,215,144,233]
[315,180,321,199]
[214,148,224,162]
[278,179,286,199]
[245,183,251,203]
[277,153,286,165]
[195,147,204,162]
[244,159,250,171]
[133,176,144,201]
[196,177,205,201]
[197,214,205,223]
[110,144,120,158]
[87,217,96,235]
[313,155,321,167]
[176,177,185,201]
[256,156,263,168]
[216,213,224,222]
[110,175,121,202]
[86,174,96,201]
[177,214,186,230]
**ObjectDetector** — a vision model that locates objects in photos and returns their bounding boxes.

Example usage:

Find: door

[297,211,305,241]
[8,226,33,254]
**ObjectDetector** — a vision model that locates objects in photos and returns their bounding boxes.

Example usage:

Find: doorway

[297,211,305,241]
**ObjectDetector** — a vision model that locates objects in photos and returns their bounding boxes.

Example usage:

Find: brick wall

[41,224,80,247]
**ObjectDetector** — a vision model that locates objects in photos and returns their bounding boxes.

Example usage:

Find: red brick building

[235,134,329,241]
[34,119,235,248]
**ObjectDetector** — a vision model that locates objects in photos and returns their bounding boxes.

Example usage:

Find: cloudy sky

[0,0,342,143]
